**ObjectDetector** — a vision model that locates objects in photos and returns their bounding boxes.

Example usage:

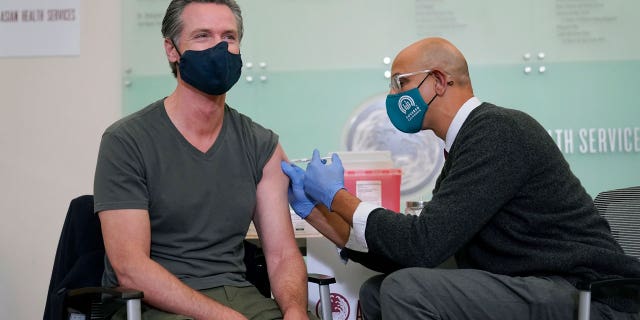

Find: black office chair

[43,195,143,320]
[577,186,640,320]
[44,195,335,320]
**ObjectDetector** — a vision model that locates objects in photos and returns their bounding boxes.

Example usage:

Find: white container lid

[331,150,395,170]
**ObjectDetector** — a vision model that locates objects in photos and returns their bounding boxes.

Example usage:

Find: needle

[290,157,331,164]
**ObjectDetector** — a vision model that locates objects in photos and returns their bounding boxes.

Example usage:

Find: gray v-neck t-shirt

[94,98,278,290]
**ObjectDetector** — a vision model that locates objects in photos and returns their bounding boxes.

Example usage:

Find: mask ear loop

[416,73,431,89]
[427,90,438,105]
[419,73,438,105]
[170,39,183,58]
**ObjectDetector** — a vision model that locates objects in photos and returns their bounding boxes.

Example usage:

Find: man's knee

[359,274,387,320]
[378,268,445,305]
[359,274,386,302]
[377,268,442,319]
[379,268,417,300]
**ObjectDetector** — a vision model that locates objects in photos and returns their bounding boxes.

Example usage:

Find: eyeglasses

[390,69,431,91]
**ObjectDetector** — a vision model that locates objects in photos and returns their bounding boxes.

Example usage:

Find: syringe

[289,157,331,164]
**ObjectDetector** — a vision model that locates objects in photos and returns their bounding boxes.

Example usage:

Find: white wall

[0,1,121,318]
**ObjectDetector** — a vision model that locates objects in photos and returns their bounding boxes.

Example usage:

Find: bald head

[395,37,471,87]
[389,38,474,139]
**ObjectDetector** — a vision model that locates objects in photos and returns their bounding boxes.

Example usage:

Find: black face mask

[174,40,242,95]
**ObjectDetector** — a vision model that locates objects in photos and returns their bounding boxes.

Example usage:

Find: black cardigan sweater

[355,103,639,310]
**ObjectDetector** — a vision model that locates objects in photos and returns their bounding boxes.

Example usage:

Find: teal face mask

[385,81,436,133]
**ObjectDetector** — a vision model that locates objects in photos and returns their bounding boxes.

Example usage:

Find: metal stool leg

[308,273,336,320]
[126,298,141,320]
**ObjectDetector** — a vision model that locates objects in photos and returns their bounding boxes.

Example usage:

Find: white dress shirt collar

[444,97,482,152]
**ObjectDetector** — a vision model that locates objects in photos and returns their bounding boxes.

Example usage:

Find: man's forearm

[304,205,351,247]
[267,249,309,316]
[330,189,362,226]
[117,257,245,319]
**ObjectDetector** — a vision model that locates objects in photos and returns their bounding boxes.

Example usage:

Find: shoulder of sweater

[465,102,539,129]
[471,102,526,118]
[454,103,547,154]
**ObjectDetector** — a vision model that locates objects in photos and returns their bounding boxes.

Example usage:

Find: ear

[164,38,179,63]
[431,69,452,95]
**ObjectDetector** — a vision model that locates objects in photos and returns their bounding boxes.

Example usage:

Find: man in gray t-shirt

[94,1,311,319]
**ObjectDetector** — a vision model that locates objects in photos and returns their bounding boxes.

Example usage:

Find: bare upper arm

[253,144,298,258]
[98,209,151,270]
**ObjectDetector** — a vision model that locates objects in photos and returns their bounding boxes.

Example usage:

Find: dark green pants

[110,285,318,320]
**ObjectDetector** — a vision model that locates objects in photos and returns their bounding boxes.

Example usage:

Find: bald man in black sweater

[281,37,640,320]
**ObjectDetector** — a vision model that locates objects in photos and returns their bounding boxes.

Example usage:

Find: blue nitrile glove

[281,161,316,219]
[304,149,345,211]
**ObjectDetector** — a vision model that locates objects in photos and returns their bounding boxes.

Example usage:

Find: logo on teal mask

[386,87,435,133]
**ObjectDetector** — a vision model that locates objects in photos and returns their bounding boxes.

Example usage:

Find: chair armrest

[67,286,144,300]
[576,278,640,292]
[308,273,336,285]
[65,287,144,319]
[577,278,640,318]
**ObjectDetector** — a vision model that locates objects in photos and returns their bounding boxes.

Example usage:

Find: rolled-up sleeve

[344,202,381,251]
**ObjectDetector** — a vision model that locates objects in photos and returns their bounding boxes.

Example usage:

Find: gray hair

[161,0,243,77]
